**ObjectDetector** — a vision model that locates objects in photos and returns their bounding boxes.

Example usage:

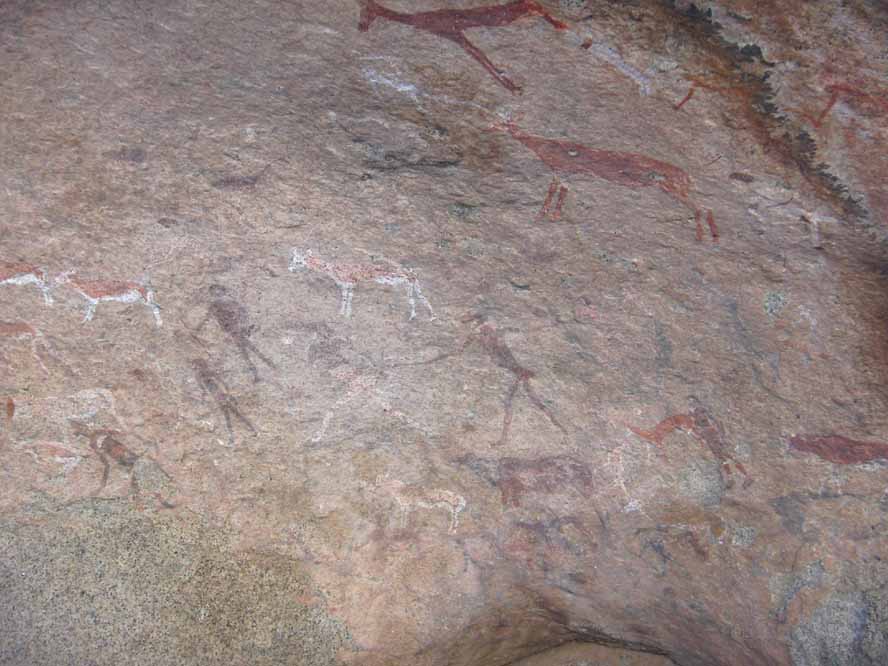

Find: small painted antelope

[55,271,162,326]
[378,477,467,534]
[0,262,53,304]
[289,248,434,320]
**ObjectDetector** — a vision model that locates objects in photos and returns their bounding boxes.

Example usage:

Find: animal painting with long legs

[358,0,568,93]
[488,118,718,240]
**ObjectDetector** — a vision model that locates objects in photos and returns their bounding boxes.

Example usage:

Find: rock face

[1,1,887,665]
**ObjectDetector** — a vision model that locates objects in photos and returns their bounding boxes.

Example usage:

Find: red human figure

[489,119,718,240]
[629,397,751,488]
[358,0,568,93]
[419,313,566,445]
[192,358,257,446]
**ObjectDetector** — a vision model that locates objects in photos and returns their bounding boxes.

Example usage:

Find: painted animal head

[289,248,313,272]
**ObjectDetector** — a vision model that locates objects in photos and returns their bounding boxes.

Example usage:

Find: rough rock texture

[1,1,887,665]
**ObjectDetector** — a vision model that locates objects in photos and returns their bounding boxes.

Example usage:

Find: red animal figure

[455,453,593,508]
[55,271,161,326]
[788,434,888,465]
[629,397,751,488]
[0,262,53,304]
[357,0,568,93]
[489,119,718,239]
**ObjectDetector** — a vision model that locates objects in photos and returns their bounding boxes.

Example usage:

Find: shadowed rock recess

[1,1,887,665]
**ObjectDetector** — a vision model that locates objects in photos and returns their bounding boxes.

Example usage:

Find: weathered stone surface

[1,1,887,665]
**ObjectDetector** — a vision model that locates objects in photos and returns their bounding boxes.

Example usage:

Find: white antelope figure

[289,248,433,320]
[379,477,466,534]
[55,272,162,326]
[0,262,53,304]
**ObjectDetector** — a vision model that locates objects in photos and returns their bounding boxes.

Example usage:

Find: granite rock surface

[2,1,887,665]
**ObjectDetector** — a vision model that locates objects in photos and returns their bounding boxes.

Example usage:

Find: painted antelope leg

[289,249,434,320]
[489,119,718,240]
[56,272,162,326]
[358,0,568,93]
[0,262,53,304]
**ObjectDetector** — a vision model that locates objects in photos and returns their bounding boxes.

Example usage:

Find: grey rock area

[0,503,349,666]
[2,1,888,665]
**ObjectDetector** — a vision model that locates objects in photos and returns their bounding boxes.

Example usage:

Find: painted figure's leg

[30,338,50,375]
[551,185,568,221]
[706,210,719,242]
[93,458,111,495]
[405,283,417,320]
[734,460,753,488]
[527,1,569,30]
[83,300,98,322]
[537,179,558,221]
[498,379,522,446]
[312,410,334,443]
[39,279,54,305]
[450,33,521,93]
[219,404,236,445]
[337,283,349,316]
[344,286,354,317]
[525,380,567,434]
[236,343,260,383]
[414,282,434,318]
[146,293,162,326]
[675,83,697,110]
[721,462,735,489]
[246,340,277,370]
[230,403,258,436]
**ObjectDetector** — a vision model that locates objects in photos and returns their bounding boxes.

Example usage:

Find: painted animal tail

[357,0,381,31]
